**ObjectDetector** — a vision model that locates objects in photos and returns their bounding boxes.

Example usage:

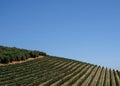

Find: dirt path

[0,56,45,66]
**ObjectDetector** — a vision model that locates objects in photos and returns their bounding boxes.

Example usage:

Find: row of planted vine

[0,56,120,86]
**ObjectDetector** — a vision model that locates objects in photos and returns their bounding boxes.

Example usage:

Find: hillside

[0,56,120,86]
[0,46,120,86]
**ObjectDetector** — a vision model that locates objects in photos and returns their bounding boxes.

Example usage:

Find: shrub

[0,45,46,63]
[2,55,10,63]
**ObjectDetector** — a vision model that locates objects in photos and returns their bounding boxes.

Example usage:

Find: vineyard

[0,56,120,86]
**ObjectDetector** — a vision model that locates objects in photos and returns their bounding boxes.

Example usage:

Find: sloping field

[0,56,120,86]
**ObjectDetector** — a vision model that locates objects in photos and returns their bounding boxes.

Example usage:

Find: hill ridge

[0,56,120,86]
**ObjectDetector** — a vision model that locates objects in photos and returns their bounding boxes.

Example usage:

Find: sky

[0,0,120,70]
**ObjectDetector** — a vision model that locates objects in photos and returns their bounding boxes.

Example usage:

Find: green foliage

[0,45,46,64]
[30,50,40,58]
[0,56,120,86]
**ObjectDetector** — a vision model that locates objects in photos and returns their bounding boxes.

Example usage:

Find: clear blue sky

[0,0,120,70]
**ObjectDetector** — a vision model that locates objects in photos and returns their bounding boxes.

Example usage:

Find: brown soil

[0,56,45,66]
